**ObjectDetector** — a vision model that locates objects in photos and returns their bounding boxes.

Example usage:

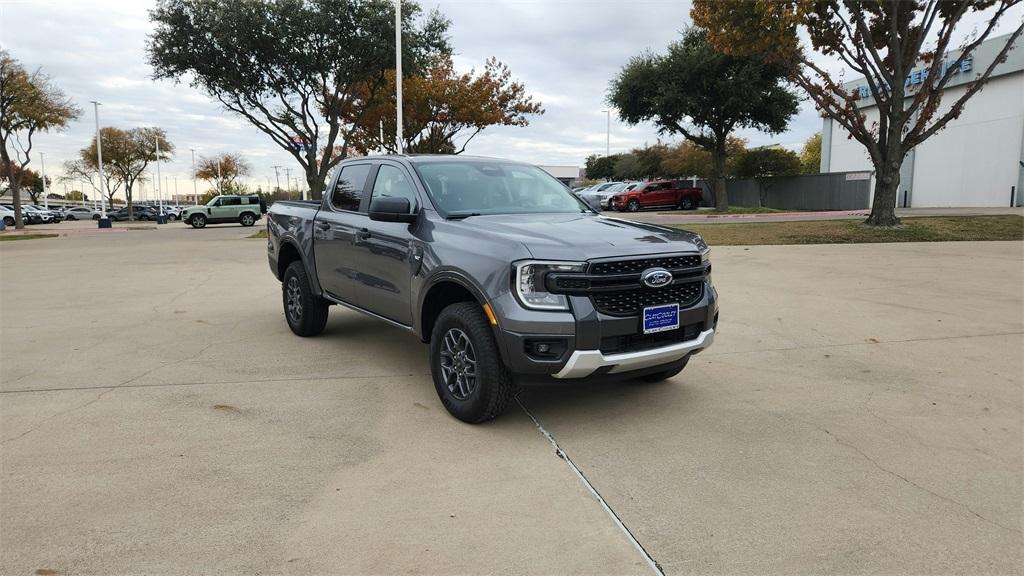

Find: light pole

[602,109,610,156]
[272,165,282,192]
[40,152,48,208]
[90,101,110,227]
[216,159,222,195]
[395,0,403,154]
[155,136,164,222]
[190,148,198,205]
[284,167,292,195]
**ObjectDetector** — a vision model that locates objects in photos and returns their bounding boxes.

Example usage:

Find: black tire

[282,260,329,337]
[3,216,13,226]
[190,214,207,229]
[239,212,256,227]
[639,358,689,383]
[92,214,101,220]
[679,198,695,210]
[66,214,77,221]
[627,199,640,212]
[429,302,514,423]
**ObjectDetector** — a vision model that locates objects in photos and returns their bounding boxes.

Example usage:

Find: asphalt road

[2,222,1021,575]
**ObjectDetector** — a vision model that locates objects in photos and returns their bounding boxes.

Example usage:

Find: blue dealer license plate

[643,303,680,334]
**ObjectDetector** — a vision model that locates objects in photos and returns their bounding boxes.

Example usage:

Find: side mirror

[582,195,602,212]
[369,196,417,223]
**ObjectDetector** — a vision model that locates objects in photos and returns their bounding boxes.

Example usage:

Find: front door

[353,162,421,326]
[643,182,672,207]
[211,196,241,222]
[313,163,373,306]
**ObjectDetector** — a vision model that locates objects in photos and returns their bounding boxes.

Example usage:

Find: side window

[223,197,242,206]
[369,165,417,212]
[331,164,371,212]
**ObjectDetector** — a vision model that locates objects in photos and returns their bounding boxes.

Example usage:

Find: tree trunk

[308,170,324,201]
[711,145,728,210]
[0,149,25,229]
[865,159,901,227]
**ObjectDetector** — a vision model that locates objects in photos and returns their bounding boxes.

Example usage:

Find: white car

[64,206,100,220]
[1,205,15,226]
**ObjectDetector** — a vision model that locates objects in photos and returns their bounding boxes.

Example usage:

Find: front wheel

[239,212,256,227]
[627,199,640,212]
[190,214,207,229]
[282,261,329,337]
[430,302,514,423]
[66,215,77,221]
[3,216,14,226]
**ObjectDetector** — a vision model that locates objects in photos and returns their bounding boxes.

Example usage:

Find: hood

[450,213,704,260]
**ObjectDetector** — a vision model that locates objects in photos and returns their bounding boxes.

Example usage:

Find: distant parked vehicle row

[1,204,64,225]
[575,180,704,212]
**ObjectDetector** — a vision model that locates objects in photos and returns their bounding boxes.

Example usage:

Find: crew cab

[267,155,718,423]
[609,180,704,212]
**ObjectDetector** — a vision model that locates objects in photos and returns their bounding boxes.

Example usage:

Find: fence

[694,171,872,211]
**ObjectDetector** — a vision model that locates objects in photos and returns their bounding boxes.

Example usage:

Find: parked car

[579,181,641,210]
[267,155,717,423]
[107,205,158,221]
[181,195,266,228]
[0,205,15,226]
[21,206,52,224]
[64,206,101,220]
[29,205,63,223]
[160,205,182,220]
[609,180,704,212]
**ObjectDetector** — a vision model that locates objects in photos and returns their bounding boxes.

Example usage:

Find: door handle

[356,228,371,241]
[316,222,331,231]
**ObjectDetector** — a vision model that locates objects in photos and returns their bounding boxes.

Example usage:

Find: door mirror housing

[581,195,602,212]
[369,197,417,223]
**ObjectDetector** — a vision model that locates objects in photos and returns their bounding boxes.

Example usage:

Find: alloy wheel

[439,328,477,401]
[286,275,303,323]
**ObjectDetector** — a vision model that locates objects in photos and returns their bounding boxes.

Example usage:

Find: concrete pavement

[1,224,1021,574]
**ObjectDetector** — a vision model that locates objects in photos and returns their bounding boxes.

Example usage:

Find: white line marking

[516,397,664,576]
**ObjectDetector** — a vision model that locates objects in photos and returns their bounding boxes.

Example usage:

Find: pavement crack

[721,389,1020,536]
[516,396,664,576]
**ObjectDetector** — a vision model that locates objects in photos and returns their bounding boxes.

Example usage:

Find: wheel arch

[418,272,494,344]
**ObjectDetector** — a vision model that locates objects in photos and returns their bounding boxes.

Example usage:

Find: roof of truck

[360,154,532,166]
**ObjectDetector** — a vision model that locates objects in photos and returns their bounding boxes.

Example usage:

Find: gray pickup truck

[267,155,718,423]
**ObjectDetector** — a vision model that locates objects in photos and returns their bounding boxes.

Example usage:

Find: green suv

[182,195,266,228]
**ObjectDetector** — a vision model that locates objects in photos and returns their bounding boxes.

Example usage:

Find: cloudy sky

[1,0,1020,198]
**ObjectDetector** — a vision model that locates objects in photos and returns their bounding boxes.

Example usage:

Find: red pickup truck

[609,180,703,212]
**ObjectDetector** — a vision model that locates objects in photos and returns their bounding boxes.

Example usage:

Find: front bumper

[494,278,718,382]
[554,328,713,378]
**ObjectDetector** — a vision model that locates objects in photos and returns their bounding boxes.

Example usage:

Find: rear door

[352,161,421,326]
[312,163,374,306]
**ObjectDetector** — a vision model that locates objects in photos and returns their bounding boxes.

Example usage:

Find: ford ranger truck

[267,155,718,423]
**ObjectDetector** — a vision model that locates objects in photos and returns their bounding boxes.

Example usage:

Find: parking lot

[1,224,1021,574]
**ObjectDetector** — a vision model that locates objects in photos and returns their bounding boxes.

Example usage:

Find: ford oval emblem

[641,267,673,289]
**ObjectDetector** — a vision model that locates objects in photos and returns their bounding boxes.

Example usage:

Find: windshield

[415,161,589,217]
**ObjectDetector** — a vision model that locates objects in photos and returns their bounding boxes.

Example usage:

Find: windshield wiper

[446,212,482,220]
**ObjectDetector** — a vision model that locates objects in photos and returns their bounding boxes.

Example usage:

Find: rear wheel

[2,216,13,226]
[239,212,256,227]
[627,199,640,212]
[190,214,207,229]
[282,261,329,337]
[679,197,695,210]
[430,302,514,423]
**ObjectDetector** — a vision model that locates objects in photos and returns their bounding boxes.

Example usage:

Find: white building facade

[821,34,1024,208]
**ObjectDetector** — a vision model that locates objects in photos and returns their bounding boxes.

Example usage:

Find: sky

[1,0,1020,198]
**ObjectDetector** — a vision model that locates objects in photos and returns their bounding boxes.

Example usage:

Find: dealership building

[820,33,1023,207]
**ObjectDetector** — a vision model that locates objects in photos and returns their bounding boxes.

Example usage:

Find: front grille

[590,255,701,276]
[600,322,703,354]
[591,282,703,317]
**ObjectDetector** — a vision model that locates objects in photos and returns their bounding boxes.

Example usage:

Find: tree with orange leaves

[350,55,543,155]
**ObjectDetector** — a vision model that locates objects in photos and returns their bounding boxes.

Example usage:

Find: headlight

[514,261,586,311]
[701,245,711,264]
